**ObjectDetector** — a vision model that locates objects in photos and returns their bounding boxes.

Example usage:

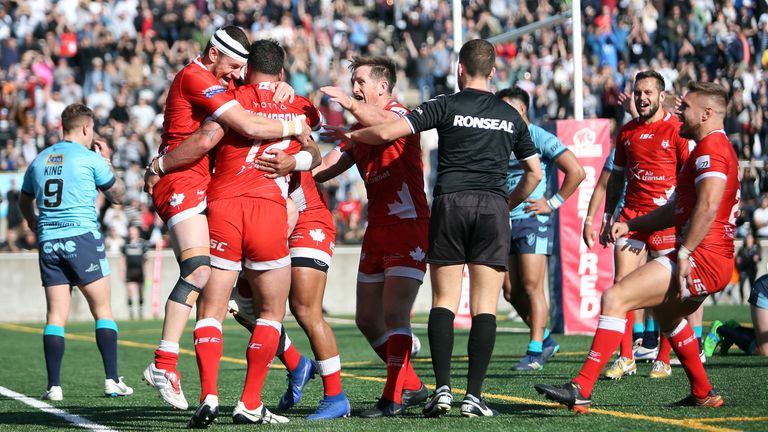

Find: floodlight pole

[453,0,462,92]
[573,0,584,120]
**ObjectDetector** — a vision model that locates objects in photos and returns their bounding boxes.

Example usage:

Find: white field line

[0,386,118,432]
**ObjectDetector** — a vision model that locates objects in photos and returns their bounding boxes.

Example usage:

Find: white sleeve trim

[694,171,727,184]
[520,154,539,161]
[403,116,416,134]
[210,99,239,120]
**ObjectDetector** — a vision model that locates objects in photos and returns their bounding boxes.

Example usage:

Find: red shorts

[655,249,734,299]
[289,208,336,267]
[152,167,210,229]
[618,207,676,255]
[207,198,289,271]
[358,221,428,284]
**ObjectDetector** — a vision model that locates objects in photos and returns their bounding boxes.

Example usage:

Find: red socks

[573,315,626,396]
[154,349,179,372]
[241,320,280,410]
[316,355,343,397]
[666,320,712,398]
[279,342,302,372]
[382,332,412,404]
[373,332,422,392]
[620,311,635,358]
[656,334,672,364]
[194,318,223,400]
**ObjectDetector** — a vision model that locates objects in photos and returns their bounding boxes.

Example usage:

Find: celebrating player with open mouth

[535,82,739,412]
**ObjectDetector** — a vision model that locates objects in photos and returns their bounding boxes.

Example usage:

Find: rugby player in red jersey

[599,71,693,379]
[315,56,430,417]
[150,39,323,427]
[141,26,309,411]
[535,81,738,412]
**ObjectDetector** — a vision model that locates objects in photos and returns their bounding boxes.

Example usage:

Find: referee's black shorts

[427,190,510,270]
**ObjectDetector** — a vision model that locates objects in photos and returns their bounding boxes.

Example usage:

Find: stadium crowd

[0,0,767,252]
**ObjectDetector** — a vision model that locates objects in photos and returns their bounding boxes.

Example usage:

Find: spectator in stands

[736,233,762,304]
[5,178,22,231]
[754,195,768,238]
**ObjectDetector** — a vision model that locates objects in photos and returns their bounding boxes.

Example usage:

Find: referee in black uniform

[326,39,542,417]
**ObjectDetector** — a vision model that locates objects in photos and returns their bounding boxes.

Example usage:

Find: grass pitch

[0,304,766,431]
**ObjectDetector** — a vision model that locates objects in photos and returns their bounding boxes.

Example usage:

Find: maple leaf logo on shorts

[409,246,426,262]
[309,228,325,244]
[170,192,185,208]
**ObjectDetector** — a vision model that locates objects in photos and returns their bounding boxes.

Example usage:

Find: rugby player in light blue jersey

[19,103,131,401]
[498,87,586,371]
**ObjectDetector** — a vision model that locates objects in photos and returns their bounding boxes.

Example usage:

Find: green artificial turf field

[0,304,766,431]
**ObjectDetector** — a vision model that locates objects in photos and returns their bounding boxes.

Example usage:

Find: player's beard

[678,121,696,140]
[638,98,660,122]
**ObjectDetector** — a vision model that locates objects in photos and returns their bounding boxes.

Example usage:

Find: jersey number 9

[43,178,63,208]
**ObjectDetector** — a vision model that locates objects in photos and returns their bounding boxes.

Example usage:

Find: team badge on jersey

[203,85,226,99]
[661,140,670,150]
[695,155,711,171]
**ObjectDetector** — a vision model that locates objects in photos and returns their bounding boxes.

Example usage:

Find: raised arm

[321,86,400,127]
[324,117,413,146]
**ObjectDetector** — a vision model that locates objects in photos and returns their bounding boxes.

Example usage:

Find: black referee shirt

[404,88,536,199]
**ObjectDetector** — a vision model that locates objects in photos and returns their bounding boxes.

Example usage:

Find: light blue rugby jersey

[21,140,115,241]
[507,124,567,220]
[602,148,626,215]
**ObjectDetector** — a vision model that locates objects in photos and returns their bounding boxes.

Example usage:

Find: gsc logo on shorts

[210,239,228,252]
[43,240,77,254]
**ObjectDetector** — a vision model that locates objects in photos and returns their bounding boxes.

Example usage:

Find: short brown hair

[687,81,729,108]
[349,56,397,93]
[459,39,495,78]
[634,70,665,92]
[61,103,94,133]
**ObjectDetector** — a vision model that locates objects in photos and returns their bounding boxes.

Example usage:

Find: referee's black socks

[428,307,455,389]
[467,313,496,397]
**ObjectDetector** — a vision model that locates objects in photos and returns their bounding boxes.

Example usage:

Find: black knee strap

[168,277,203,307]
[180,255,210,278]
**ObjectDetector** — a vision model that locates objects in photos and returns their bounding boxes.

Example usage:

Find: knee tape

[168,277,203,307]
[179,254,210,279]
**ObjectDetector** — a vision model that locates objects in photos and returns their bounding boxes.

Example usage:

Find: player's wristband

[281,117,305,137]
[293,151,313,171]
[546,193,565,210]
[678,245,694,260]
[148,158,158,175]
[333,145,344,154]
[157,155,165,175]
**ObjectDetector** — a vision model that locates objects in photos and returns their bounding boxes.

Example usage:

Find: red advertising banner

[556,119,615,335]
